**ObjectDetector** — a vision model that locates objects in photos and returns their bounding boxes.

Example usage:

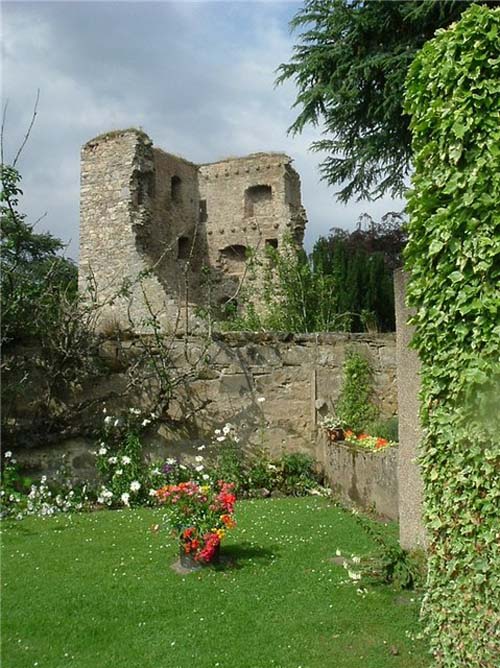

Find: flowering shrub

[156,480,237,562]
[1,451,91,519]
[343,430,396,452]
[94,407,161,508]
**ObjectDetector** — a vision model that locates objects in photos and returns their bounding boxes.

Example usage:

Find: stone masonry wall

[10,333,397,481]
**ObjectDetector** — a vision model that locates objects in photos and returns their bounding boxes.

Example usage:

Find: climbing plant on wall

[404,5,500,667]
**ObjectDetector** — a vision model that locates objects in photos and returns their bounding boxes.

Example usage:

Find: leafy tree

[312,213,406,331]
[220,214,405,333]
[276,0,493,202]
[1,164,77,345]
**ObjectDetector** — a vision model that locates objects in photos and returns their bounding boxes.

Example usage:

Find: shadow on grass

[214,541,280,571]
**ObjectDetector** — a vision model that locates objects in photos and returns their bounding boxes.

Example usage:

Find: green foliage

[276,0,477,201]
[278,452,319,496]
[352,512,427,591]
[404,6,500,666]
[364,416,399,443]
[0,164,77,345]
[312,214,406,331]
[336,350,379,432]
[94,410,162,508]
[219,237,341,333]
[208,441,321,498]
[221,222,405,333]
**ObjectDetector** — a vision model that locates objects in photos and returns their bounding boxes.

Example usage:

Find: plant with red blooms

[155,480,236,562]
[343,430,396,452]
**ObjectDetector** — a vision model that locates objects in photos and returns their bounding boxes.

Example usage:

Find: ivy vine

[404,5,500,667]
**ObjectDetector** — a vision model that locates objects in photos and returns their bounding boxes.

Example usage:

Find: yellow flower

[216,529,226,539]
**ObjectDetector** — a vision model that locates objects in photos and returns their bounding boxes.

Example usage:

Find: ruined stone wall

[79,130,307,330]
[198,153,306,306]
[10,333,397,480]
[80,129,179,331]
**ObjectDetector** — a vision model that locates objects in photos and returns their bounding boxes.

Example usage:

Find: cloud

[2,1,404,260]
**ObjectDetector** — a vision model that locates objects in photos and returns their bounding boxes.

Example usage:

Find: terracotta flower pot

[328,427,345,442]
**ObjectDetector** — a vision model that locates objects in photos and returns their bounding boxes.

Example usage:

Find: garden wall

[6,332,397,480]
[322,436,399,521]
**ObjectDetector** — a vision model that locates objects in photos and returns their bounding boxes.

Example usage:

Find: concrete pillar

[394,269,427,550]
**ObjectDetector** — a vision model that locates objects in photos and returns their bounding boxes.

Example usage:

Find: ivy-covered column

[404,5,499,667]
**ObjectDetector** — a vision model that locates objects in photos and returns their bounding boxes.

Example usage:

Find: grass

[1,498,428,668]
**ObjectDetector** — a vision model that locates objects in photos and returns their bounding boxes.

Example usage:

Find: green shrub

[336,349,379,432]
[279,452,320,496]
[365,416,399,443]
[404,6,500,666]
[353,511,427,591]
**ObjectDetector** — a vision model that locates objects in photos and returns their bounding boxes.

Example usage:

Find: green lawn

[1,498,428,668]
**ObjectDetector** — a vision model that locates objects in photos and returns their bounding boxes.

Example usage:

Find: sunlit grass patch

[1,498,427,668]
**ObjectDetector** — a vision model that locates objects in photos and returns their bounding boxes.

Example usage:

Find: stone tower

[79,128,307,330]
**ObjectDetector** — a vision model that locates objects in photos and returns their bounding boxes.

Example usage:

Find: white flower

[108,456,118,464]
[115,469,123,476]
[149,489,157,497]
[214,429,221,435]
[121,493,130,506]
[130,481,141,492]
[152,468,161,476]
[267,464,277,471]
[129,408,141,415]
[194,455,204,463]
[121,456,131,465]
[335,549,342,557]
[114,419,120,427]
[352,556,361,565]
[195,465,204,472]
[197,445,206,451]
[104,416,113,425]
[10,458,16,465]
[257,397,266,403]
[141,418,151,427]
[4,451,12,459]
[202,474,210,481]
[102,406,107,414]
[179,464,187,470]
[98,446,108,456]
[166,458,176,465]
[347,570,361,581]
[222,424,232,435]
[216,436,225,442]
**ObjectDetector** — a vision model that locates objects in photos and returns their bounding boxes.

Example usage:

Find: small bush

[336,349,379,432]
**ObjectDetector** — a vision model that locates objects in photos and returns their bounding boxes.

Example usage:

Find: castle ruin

[79,128,307,330]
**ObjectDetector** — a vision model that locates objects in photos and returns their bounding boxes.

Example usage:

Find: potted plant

[155,480,236,569]
[320,415,346,442]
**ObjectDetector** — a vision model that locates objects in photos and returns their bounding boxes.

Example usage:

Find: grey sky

[2,1,405,260]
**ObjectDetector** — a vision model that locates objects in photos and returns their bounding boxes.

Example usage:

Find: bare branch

[13,88,40,168]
